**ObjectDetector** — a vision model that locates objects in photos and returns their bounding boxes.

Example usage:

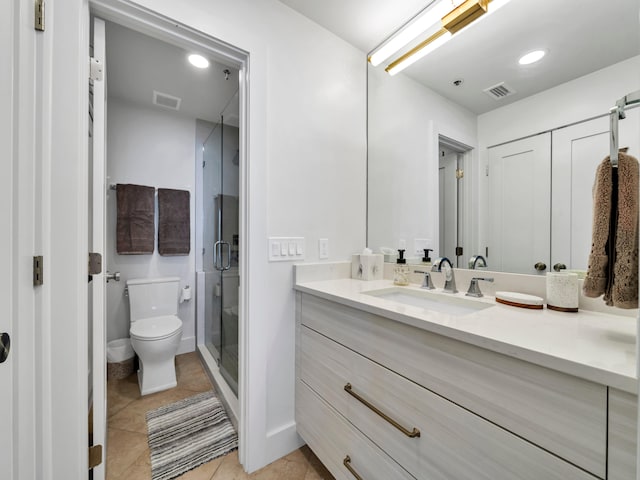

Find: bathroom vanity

[294,267,637,480]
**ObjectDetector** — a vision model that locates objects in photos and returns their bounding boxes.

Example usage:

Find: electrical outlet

[414,238,432,255]
[319,238,329,259]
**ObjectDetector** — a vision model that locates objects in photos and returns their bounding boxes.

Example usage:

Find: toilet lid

[130,315,182,340]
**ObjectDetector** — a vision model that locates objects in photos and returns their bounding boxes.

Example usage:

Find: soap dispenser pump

[422,249,433,265]
[393,249,410,286]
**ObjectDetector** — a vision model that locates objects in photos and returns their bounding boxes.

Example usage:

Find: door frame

[89,0,251,466]
[90,16,108,480]
[38,0,252,476]
[87,0,250,465]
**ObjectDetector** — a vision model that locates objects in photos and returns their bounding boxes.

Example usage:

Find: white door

[439,152,458,264]
[0,0,15,475]
[488,133,551,274]
[552,110,640,271]
[90,16,108,480]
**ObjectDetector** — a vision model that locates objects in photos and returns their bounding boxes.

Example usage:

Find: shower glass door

[202,96,240,396]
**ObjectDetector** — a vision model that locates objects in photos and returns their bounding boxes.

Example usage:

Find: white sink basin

[363,287,492,316]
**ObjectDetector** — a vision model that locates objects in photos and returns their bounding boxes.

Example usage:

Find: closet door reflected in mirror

[488,133,551,274]
[552,109,640,272]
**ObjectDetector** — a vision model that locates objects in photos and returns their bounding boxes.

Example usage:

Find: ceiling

[105,21,239,125]
[279,0,640,114]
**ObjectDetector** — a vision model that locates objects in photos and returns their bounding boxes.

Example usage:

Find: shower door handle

[214,240,223,271]
[223,242,231,271]
[214,241,231,271]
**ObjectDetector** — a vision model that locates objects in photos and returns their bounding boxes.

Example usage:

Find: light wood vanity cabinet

[295,293,618,480]
[608,388,638,479]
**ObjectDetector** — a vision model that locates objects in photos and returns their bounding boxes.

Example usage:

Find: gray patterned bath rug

[146,390,237,480]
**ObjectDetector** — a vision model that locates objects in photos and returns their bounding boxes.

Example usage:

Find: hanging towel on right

[583,152,639,308]
[157,188,191,256]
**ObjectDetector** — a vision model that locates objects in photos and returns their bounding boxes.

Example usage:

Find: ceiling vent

[153,90,181,111]
[483,82,516,100]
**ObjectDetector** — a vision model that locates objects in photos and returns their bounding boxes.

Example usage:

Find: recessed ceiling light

[518,50,546,65]
[188,54,209,69]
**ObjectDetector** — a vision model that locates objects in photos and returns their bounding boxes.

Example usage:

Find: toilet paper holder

[180,285,191,303]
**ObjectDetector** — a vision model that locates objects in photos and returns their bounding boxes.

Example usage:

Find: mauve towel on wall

[158,188,191,256]
[116,183,155,254]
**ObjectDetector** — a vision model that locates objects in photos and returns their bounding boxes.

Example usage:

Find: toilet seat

[130,315,182,341]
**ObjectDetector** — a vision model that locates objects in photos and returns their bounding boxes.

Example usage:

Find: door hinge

[202,161,206,168]
[88,444,103,469]
[485,246,489,257]
[35,0,45,31]
[33,256,43,286]
[89,57,103,82]
[455,246,463,256]
[455,168,464,179]
[485,165,489,176]
[88,252,102,275]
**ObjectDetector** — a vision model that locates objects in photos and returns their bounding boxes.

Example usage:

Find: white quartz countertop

[295,278,638,393]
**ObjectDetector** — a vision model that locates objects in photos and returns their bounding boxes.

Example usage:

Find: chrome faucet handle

[466,277,494,298]
[413,270,435,290]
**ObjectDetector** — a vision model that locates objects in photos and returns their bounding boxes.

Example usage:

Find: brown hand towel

[158,188,190,256]
[583,152,639,308]
[116,184,155,254]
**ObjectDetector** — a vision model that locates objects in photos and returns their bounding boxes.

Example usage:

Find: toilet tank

[126,277,180,322]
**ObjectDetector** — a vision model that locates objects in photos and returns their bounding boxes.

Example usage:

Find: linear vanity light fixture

[368,0,453,67]
[384,0,513,76]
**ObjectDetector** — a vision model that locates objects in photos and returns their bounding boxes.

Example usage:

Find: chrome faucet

[431,257,458,293]
[468,255,487,270]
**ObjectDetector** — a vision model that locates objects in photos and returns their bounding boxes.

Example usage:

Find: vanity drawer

[296,379,414,480]
[300,293,607,478]
[608,388,638,480]
[300,326,598,480]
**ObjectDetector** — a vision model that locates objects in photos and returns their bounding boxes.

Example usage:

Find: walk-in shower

[196,89,240,421]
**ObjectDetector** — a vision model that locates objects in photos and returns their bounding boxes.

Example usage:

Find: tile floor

[106,352,334,480]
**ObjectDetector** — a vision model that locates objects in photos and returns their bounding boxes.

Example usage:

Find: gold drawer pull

[344,383,420,438]
[343,455,363,480]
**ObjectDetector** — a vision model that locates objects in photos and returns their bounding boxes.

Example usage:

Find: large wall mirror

[367,0,640,274]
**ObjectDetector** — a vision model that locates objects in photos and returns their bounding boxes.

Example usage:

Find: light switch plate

[268,237,305,262]
[318,238,329,259]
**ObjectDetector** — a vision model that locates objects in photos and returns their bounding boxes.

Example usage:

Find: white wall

[106,98,197,354]
[476,55,640,253]
[119,0,367,471]
[367,64,477,258]
[478,56,640,147]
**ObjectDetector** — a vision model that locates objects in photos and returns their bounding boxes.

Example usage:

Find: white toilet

[126,277,183,395]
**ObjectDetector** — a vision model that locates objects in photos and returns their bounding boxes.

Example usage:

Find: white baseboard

[264,421,305,468]
[177,335,196,355]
